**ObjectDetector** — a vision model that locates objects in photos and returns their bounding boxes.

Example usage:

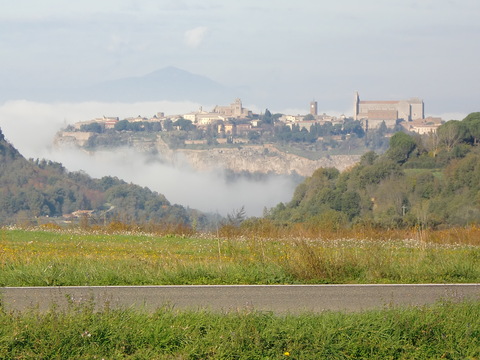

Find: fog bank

[0,100,296,216]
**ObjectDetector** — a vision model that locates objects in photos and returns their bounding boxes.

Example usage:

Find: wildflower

[284,351,290,356]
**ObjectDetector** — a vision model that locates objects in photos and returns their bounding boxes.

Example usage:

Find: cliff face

[54,132,361,177]
[173,146,359,177]
[150,137,359,177]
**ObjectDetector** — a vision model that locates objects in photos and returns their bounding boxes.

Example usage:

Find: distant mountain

[0,127,205,227]
[79,66,240,103]
[0,66,244,104]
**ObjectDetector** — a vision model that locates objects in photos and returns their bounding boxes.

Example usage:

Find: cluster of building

[71,93,443,137]
[73,99,254,133]
[353,91,442,134]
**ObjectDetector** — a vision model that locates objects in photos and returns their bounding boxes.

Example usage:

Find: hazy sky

[1,0,479,115]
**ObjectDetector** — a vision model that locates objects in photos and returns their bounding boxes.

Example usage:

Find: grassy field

[2,226,480,358]
[1,226,480,286]
[0,300,478,359]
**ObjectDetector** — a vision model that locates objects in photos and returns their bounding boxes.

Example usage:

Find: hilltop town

[54,93,444,177]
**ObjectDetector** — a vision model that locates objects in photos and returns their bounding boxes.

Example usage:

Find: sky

[1,0,479,115]
[1,1,480,216]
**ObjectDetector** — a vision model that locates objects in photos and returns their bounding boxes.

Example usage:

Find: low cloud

[0,100,200,158]
[184,26,208,48]
[0,100,296,217]
[47,146,295,217]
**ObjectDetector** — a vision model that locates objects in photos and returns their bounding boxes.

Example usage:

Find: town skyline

[1,1,479,116]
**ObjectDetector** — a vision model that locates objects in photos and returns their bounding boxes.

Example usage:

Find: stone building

[400,117,443,134]
[212,98,252,118]
[353,92,424,130]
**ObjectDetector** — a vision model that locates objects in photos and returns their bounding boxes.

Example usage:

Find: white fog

[0,100,297,216]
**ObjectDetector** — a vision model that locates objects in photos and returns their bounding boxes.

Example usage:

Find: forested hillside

[0,127,203,226]
[269,113,480,229]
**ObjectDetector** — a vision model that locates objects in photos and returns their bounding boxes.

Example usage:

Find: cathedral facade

[353,92,424,130]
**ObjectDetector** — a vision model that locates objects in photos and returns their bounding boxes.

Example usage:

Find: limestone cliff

[54,132,361,177]
[150,137,360,177]
[173,146,359,177]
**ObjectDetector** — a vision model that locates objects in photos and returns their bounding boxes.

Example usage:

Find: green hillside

[0,127,202,226]
[269,113,480,229]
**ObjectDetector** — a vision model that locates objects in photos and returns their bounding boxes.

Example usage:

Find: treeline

[0,128,208,227]
[269,113,480,229]
[274,119,366,143]
[80,120,163,133]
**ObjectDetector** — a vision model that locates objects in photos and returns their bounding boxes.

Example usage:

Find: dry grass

[1,222,480,286]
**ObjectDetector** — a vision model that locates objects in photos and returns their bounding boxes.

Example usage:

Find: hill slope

[270,113,480,229]
[0,127,200,226]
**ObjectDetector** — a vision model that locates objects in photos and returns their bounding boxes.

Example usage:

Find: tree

[437,120,466,151]
[80,122,104,133]
[423,131,441,157]
[340,191,361,220]
[343,119,365,138]
[360,151,378,166]
[114,120,129,131]
[163,119,173,131]
[261,109,274,125]
[463,112,480,145]
[387,132,417,164]
[173,118,195,131]
[227,206,246,227]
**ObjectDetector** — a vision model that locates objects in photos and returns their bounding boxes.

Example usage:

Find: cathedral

[353,92,424,130]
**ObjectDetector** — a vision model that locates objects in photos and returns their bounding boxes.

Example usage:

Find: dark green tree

[80,122,104,133]
[463,112,480,145]
[387,132,417,164]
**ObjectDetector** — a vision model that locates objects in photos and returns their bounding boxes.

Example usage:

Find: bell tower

[353,91,360,120]
[310,100,318,116]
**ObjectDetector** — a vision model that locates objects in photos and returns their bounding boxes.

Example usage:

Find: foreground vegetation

[0,300,478,359]
[271,112,480,228]
[2,226,480,286]
[2,226,479,358]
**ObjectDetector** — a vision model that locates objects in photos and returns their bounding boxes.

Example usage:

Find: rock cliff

[54,132,361,177]
[173,145,359,177]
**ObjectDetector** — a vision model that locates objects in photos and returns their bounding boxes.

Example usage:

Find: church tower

[310,100,318,116]
[353,91,360,120]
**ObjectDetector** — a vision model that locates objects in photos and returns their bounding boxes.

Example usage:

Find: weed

[0,301,479,359]
[0,227,479,286]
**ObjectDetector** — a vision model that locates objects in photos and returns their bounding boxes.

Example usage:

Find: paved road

[2,284,480,313]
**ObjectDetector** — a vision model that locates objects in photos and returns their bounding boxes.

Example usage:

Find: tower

[310,100,318,116]
[353,91,360,120]
[233,98,242,117]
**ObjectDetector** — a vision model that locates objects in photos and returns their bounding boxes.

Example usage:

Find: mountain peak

[142,66,218,83]
[87,66,235,103]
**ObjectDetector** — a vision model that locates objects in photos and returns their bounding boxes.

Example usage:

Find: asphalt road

[2,284,480,313]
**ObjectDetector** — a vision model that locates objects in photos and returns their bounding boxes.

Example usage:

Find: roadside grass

[0,300,478,359]
[1,226,480,286]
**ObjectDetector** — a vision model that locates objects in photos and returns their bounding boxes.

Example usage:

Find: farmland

[1,226,480,286]
[2,226,480,358]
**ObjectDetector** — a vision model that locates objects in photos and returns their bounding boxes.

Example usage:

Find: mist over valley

[0,100,302,217]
